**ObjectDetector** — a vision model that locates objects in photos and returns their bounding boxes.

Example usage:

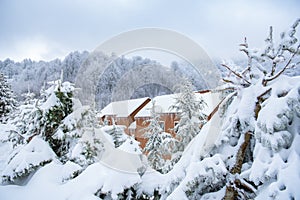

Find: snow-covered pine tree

[171,78,207,152]
[71,133,103,167]
[11,80,75,161]
[3,80,103,180]
[44,92,103,166]
[143,101,172,172]
[44,81,73,157]
[21,88,36,105]
[0,73,16,122]
[9,95,37,147]
[109,119,126,148]
[213,19,300,199]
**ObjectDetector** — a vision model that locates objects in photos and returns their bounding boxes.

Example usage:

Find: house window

[174,121,179,128]
[173,121,179,133]
[159,121,165,131]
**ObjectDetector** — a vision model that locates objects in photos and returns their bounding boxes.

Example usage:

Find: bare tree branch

[221,64,251,85]
[263,44,300,85]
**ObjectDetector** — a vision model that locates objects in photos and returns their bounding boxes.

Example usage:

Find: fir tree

[79,139,102,165]
[0,73,16,122]
[21,89,36,105]
[44,82,73,157]
[12,80,75,161]
[109,119,126,148]
[143,101,171,171]
[171,79,207,151]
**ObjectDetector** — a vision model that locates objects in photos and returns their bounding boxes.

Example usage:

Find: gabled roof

[135,92,221,118]
[135,94,178,117]
[100,97,151,118]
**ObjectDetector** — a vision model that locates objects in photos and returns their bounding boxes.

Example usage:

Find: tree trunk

[223,132,253,199]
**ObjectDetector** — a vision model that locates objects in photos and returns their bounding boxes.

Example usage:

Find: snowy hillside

[0,52,207,110]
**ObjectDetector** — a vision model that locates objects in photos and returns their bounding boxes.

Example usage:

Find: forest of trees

[0,52,208,111]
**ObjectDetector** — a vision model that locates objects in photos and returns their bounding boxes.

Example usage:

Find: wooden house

[100,97,151,134]
[100,91,221,149]
[132,92,221,148]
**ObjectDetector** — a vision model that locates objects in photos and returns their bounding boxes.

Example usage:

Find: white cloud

[5,36,69,62]
[0,0,299,61]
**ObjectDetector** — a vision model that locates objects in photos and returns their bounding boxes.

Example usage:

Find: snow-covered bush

[1,136,56,183]
[184,155,227,199]
[71,128,104,167]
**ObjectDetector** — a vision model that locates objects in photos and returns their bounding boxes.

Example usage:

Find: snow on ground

[0,143,12,173]
[0,107,224,200]
[97,127,148,174]
[0,124,14,171]
[0,161,141,200]
[0,128,145,200]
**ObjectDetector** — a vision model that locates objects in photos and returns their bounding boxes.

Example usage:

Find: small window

[174,121,179,128]
[159,121,165,131]
[173,121,179,133]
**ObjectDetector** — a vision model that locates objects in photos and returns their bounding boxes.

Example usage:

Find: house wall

[159,113,179,137]
[116,117,133,134]
[101,115,132,134]
[134,117,150,148]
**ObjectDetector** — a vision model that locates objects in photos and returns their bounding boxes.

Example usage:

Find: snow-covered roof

[135,92,221,117]
[135,94,177,117]
[100,97,150,118]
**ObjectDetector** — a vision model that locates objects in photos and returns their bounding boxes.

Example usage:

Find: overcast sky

[0,0,299,62]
